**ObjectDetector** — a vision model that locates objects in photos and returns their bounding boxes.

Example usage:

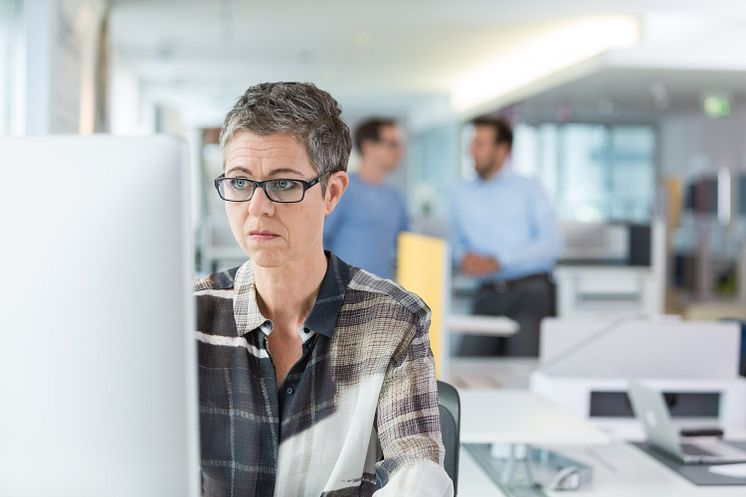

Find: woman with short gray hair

[195,82,452,496]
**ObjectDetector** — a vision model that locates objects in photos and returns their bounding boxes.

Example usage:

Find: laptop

[0,136,199,496]
[627,380,746,465]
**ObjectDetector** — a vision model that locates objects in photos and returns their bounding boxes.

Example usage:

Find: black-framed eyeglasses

[214,174,322,203]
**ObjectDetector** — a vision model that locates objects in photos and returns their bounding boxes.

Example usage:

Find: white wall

[23,0,106,134]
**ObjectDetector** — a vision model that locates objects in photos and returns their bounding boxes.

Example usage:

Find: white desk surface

[458,388,609,445]
[458,443,746,497]
[457,446,506,497]
[447,314,518,336]
[550,442,746,497]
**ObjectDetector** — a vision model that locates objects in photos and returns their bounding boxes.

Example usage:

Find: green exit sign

[702,95,731,118]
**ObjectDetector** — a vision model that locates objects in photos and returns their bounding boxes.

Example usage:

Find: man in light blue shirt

[324,118,409,280]
[451,117,562,356]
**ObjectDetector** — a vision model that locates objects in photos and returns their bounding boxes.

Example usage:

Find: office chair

[437,380,461,495]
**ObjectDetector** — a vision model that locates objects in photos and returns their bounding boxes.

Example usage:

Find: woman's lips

[249,230,279,241]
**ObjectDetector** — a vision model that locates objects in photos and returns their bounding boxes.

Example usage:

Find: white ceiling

[109,0,746,128]
[512,67,746,124]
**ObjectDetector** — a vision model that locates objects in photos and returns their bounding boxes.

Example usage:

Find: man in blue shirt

[324,118,409,280]
[451,117,562,356]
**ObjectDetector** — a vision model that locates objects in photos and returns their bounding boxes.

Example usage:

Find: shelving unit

[668,171,746,315]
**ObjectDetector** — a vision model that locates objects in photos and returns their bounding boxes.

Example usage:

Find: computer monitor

[0,136,199,497]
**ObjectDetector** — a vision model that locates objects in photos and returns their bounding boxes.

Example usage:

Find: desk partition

[397,232,450,378]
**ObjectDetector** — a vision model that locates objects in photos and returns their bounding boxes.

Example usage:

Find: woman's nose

[247,186,275,216]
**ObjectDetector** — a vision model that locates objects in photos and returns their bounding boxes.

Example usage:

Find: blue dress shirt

[450,169,562,281]
[324,173,409,280]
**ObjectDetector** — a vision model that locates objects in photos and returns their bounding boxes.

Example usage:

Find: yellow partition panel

[396,232,449,378]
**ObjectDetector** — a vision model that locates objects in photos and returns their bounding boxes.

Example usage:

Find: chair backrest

[437,380,461,495]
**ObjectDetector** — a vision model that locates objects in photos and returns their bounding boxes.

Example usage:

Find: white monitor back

[0,136,199,497]
[539,317,740,379]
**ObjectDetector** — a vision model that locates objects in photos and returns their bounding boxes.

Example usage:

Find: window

[0,0,22,135]
[514,123,656,223]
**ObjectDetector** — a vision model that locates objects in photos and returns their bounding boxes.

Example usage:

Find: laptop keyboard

[680,443,715,457]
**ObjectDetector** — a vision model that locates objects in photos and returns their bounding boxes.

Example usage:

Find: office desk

[448,314,518,336]
[456,389,746,496]
[459,442,746,497]
[459,389,608,445]
[458,446,507,497]
[457,388,607,493]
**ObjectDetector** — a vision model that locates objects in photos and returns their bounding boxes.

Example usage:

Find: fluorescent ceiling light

[451,16,640,113]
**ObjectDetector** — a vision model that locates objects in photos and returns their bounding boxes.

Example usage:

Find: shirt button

[286,387,294,395]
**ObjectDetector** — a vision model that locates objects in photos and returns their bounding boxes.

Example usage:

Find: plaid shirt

[194,253,453,497]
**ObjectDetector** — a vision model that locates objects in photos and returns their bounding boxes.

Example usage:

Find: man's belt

[479,272,551,293]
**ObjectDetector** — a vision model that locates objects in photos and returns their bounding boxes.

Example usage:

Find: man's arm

[373,307,453,497]
[461,252,499,276]
[398,190,410,234]
[450,188,500,276]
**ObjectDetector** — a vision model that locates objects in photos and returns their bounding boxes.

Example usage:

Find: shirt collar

[233,251,351,338]
[477,166,512,186]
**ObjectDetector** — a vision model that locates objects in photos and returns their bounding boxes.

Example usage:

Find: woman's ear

[324,171,349,215]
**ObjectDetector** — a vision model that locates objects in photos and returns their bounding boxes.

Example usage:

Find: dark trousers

[458,276,554,357]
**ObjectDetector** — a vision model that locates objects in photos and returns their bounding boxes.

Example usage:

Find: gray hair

[219,82,352,183]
